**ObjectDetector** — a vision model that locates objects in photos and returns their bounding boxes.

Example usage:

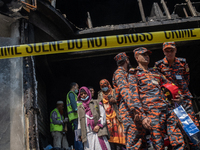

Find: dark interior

[38,41,200,99]
[35,40,200,148]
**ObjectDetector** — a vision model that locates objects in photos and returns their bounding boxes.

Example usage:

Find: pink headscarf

[78,88,107,150]
[77,86,103,130]
[77,86,92,117]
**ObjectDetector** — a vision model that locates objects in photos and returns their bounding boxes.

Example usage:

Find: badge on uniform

[162,68,170,72]
[138,76,146,80]
[153,74,161,83]
[179,67,184,70]
[175,75,182,80]
[138,73,145,80]
[152,79,159,85]
[185,64,190,72]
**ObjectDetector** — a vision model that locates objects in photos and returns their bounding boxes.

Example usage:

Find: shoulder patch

[129,68,137,74]
[150,67,158,71]
[153,67,157,69]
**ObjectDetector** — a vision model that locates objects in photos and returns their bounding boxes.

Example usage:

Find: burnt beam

[22,19,40,150]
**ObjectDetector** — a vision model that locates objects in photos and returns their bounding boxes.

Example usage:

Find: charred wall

[37,74,50,149]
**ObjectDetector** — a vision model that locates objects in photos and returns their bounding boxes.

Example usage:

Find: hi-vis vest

[50,108,64,132]
[66,91,82,122]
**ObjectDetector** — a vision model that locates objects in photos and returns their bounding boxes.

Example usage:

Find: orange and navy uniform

[112,66,147,150]
[155,57,199,127]
[128,66,185,150]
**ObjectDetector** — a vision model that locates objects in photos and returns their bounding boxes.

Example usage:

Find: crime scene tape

[0,28,200,59]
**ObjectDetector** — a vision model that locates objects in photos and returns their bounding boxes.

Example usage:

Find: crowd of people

[49,41,199,150]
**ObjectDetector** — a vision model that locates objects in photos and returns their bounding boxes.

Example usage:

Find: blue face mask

[102,87,109,92]
[75,89,78,94]
[81,96,89,101]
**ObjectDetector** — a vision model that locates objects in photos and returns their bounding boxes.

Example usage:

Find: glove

[63,118,69,123]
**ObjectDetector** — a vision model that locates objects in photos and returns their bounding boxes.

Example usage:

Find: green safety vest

[66,91,82,122]
[50,108,64,132]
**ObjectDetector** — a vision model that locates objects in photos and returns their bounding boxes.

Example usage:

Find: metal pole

[87,12,93,29]
[160,0,171,19]
[51,0,56,8]
[137,0,146,22]
[185,0,197,17]
[183,7,189,17]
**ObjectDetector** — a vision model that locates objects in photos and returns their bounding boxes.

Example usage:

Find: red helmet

[161,84,180,99]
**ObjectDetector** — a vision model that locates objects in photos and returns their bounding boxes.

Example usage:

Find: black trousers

[110,143,126,150]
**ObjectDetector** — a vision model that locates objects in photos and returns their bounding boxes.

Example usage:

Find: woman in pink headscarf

[77,86,111,150]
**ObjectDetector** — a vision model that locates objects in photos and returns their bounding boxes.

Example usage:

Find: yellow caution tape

[0,28,200,59]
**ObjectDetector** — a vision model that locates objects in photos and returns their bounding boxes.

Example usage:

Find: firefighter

[155,42,200,149]
[66,82,83,150]
[50,101,69,148]
[129,47,185,150]
[112,52,150,150]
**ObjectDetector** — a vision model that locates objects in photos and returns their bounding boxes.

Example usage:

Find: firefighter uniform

[130,47,185,150]
[155,56,199,127]
[112,52,147,150]
[155,42,199,149]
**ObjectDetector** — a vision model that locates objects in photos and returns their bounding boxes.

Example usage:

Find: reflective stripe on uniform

[50,108,64,132]
[67,111,74,115]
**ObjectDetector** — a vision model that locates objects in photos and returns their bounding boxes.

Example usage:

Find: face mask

[75,89,78,94]
[102,87,109,92]
[81,96,89,101]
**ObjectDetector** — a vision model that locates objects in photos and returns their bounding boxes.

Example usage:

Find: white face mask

[81,96,89,101]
